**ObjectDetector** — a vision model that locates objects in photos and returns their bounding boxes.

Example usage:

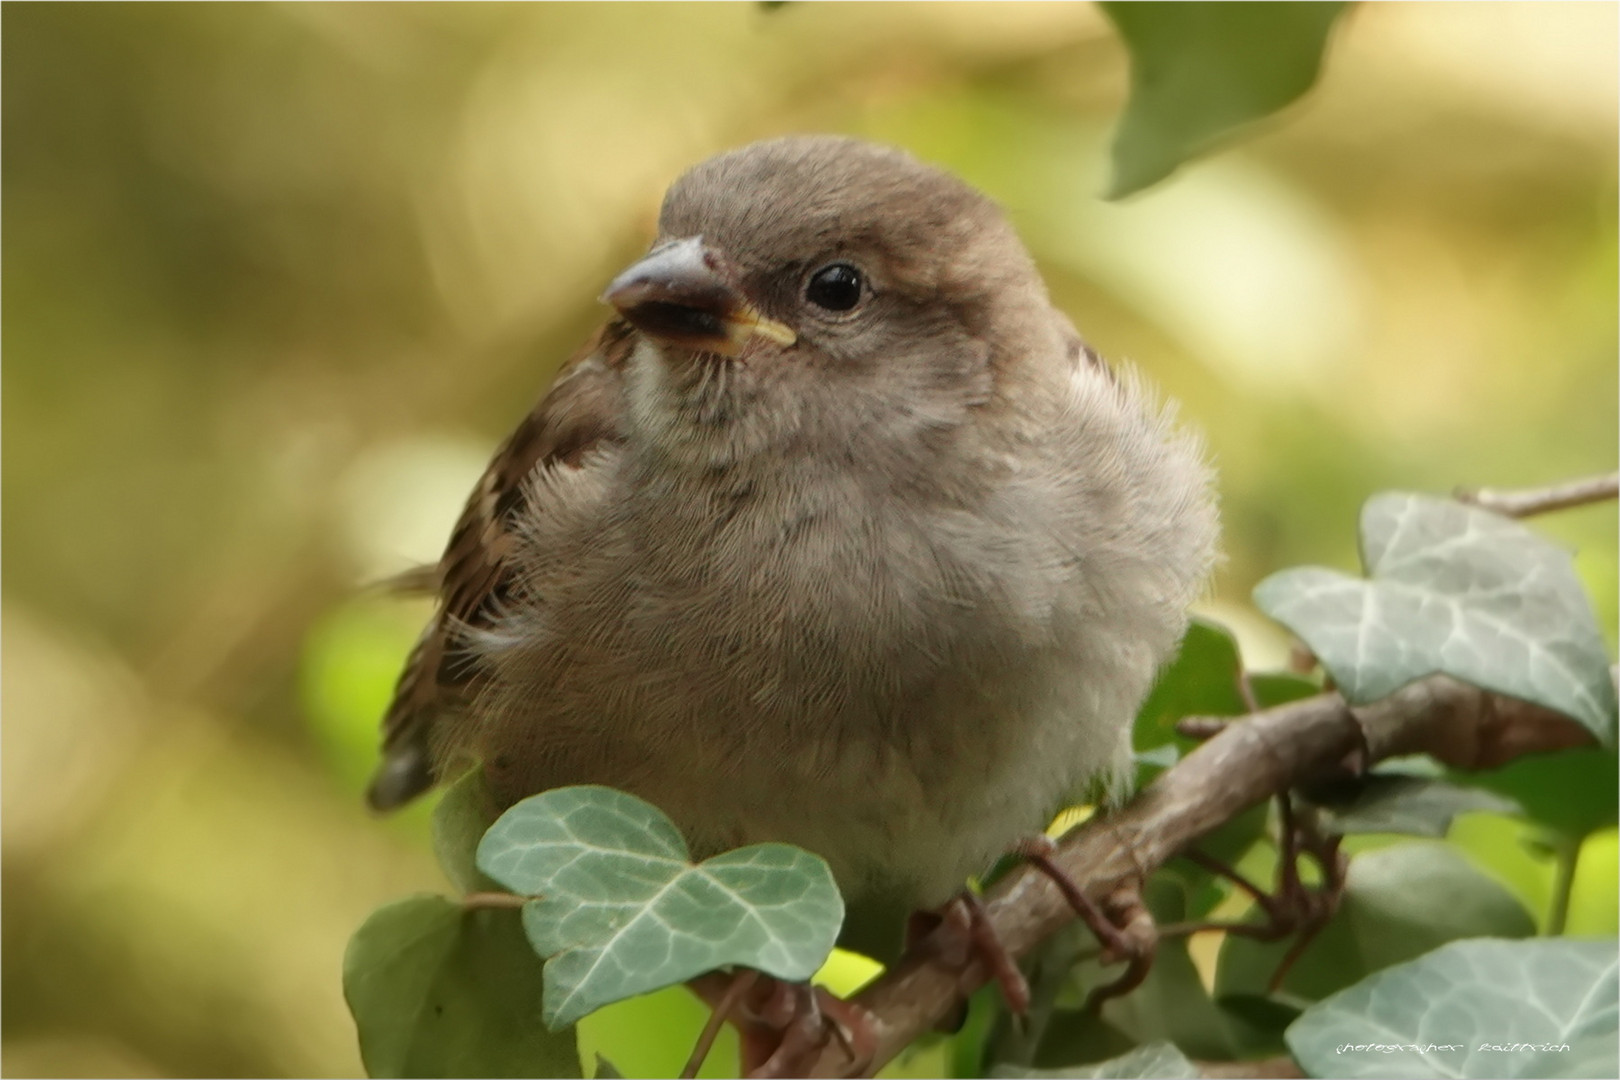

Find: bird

[367,133,1218,984]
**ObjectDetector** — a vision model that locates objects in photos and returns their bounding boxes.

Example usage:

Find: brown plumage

[367,321,635,809]
[366,136,1218,931]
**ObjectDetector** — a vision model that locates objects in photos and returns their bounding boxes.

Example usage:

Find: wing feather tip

[365,742,436,812]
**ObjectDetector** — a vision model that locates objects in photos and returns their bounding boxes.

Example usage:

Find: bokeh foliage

[3,3,1615,1077]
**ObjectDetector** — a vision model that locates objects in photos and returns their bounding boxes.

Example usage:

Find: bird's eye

[804,263,864,312]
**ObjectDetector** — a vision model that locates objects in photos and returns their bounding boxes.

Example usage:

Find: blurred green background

[3,3,1615,1077]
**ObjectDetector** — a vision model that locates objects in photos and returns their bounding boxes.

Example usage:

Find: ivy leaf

[1193,801,1271,872]
[1286,937,1619,1078]
[1315,774,1521,838]
[432,769,502,895]
[1134,618,1321,760]
[1531,1033,1620,1080]
[1451,746,1619,843]
[1132,742,1180,774]
[1099,2,1349,197]
[343,895,581,1078]
[477,786,844,1029]
[1255,493,1618,741]
[1250,671,1323,709]
[1136,618,1245,735]
[995,1041,1199,1078]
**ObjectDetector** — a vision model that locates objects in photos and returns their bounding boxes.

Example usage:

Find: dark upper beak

[601,236,796,356]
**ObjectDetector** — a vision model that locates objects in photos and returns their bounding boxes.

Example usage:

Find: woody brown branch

[804,675,1601,1077]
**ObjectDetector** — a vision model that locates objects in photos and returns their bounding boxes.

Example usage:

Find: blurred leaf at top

[1100,2,1349,197]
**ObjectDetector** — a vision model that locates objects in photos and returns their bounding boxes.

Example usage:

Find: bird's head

[603,136,1065,469]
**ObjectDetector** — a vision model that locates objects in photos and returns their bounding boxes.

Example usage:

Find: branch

[1456,471,1618,518]
[805,676,1599,1077]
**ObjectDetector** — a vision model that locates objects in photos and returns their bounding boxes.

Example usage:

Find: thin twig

[1276,793,1301,903]
[1177,715,1231,740]
[1237,670,1263,715]
[460,891,529,910]
[1456,471,1619,518]
[1197,1055,1303,1078]
[1545,834,1583,938]
[683,970,757,1079]
[1267,920,1325,994]
[1158,919,1280,941]
[1180,850,1279,919]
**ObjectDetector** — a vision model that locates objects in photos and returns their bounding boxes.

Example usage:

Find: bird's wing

[366,319,636,810]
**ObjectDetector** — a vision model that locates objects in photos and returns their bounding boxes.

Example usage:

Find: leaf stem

[1457,472,1619,518]
[1545,833,1582,937]
[462,891,529,910]
[681,970,755,1079]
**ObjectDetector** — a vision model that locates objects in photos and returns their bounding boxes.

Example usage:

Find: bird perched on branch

[367,134,1217,1035]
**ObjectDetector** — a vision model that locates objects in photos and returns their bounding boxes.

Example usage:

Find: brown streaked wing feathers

[367,320,635,809]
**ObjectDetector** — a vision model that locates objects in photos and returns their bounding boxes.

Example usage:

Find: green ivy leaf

[1286,937,1619,1078]
[432,769,502,895]
[995,1041,1199,1078]
[1250,671,1323,710]
[343,895,582,1079]
[1132,743,1180,774]
[1532,1033,1620,1080]
[1452,747,1619,843]
[1255,494,1618,741]
[476,786,844,1029]
[1315,774,1521,838]
[1134,618,1321,765]
[1216,843,1535,1008]
[1134,617,1247,755]
[1099,1,1349,197]
[1217,992,1304,1041]
[1131,622,1312,918]
[1193,802,1272,873]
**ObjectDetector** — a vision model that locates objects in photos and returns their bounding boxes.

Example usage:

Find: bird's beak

[601,236,796,356]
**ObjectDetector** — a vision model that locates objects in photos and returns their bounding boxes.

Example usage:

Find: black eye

[805,263,863,312]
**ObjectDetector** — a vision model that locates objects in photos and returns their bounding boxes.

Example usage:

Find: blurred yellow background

[3,3,1615,1077]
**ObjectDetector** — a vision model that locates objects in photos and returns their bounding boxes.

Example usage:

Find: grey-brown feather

[366,321,634,810]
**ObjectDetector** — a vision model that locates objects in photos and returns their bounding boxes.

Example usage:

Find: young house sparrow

[369,136,1218,943]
